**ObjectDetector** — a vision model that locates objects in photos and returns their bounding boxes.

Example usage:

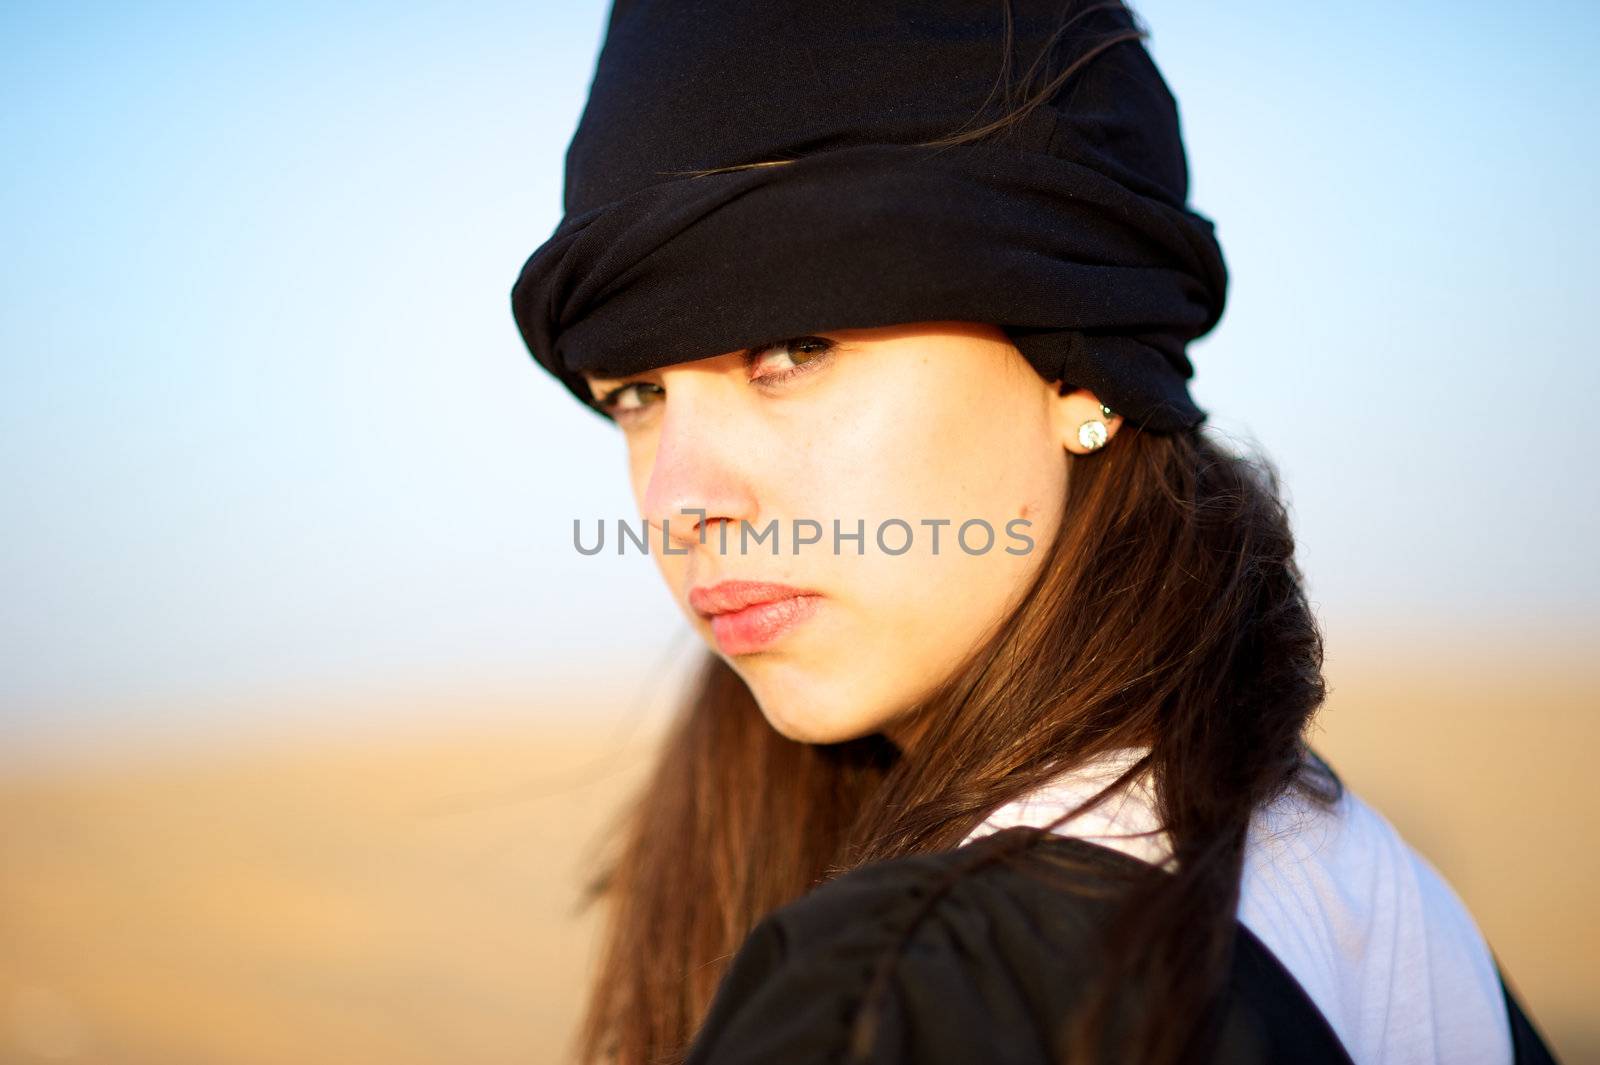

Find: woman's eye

[595,380,662,418]
[748,336,834,382]
[593,336,833,422]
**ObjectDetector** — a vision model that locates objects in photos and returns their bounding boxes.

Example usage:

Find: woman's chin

[755,700,877,746]
[743,662,917,747]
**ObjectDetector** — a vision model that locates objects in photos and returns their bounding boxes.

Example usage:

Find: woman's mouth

[708,595,822,655]
[688,581,823,655]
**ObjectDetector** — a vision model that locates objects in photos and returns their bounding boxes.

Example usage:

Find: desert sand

[2,627,1594,1064]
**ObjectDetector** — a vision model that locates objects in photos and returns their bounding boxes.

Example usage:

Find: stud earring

[1077,418,1108,451]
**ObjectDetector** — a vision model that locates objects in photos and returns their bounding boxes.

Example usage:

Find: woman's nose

[639,400,759,555]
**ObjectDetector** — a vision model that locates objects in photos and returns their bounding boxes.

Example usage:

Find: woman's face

[581,322,1120,751]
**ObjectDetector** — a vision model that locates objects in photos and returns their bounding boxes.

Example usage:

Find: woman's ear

[1050,384,1124,454]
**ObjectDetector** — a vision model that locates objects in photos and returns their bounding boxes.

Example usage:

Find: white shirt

[959,748,1514,1065]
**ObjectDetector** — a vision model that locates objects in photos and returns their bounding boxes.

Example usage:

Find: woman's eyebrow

[583,370,627,392]
[584,369,655,403]
[586,348,757,394]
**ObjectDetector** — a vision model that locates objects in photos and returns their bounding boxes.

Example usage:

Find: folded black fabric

[682,830,1357,1064]
[511,0,1229,433]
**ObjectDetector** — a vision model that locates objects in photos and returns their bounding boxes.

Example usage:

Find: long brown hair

[568,5,1339,1064]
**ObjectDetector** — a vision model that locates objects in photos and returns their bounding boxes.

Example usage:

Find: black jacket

[684,829,1557,1064]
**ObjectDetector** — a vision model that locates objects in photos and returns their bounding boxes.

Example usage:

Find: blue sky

[3,1,1596,754]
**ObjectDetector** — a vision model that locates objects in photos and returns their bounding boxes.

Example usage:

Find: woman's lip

[688,579,818,617]
[708,595,823,655]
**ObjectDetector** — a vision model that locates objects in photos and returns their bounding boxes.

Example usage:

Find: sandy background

[2,628,1595,1064]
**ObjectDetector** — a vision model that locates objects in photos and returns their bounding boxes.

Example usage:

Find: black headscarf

[510,0,1228,433]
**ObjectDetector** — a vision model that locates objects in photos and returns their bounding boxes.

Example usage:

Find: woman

[509,2,1558,1063]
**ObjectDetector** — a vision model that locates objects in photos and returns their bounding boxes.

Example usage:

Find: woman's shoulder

[683,828,1354,1065]
[1243,779,1533,1062]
